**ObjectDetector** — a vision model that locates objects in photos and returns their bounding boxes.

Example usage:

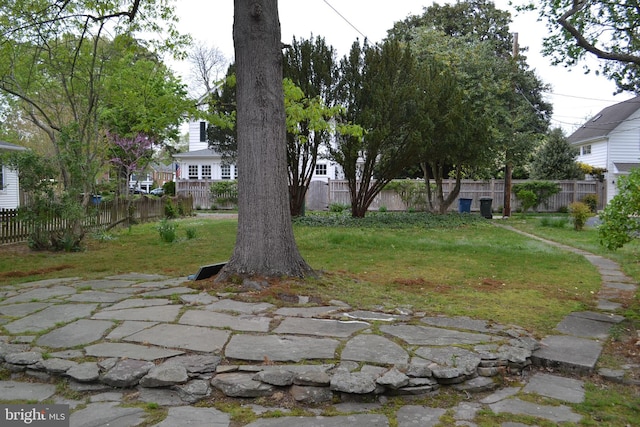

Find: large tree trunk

[217,0,313,281]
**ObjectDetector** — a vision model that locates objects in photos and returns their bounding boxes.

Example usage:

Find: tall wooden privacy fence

[1,195,193,245]
[312,179,607,213]
[178,178,605,213]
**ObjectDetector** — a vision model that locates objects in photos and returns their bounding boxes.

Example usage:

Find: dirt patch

[392,277,453,293]
[0,264,74,279]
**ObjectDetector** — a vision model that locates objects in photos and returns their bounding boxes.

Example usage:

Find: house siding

[0,166,21,209]
[188,121,209,152]
[575,138,608,169]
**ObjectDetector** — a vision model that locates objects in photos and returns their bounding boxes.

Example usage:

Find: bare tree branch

[558,1,640,65]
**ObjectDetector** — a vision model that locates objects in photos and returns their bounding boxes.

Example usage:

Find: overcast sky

[171,0,635,135]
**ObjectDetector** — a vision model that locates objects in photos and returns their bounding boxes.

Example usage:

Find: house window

[234,165,238,179]
[582,145,591,155]
[0,162,4,191]
[221,164,231,179]
[315,163,327,176]
[188,165,199,179]
[199,121,207,142]
[202,165,212,179]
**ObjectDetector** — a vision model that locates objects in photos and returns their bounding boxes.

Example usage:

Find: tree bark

[217,0,313,281]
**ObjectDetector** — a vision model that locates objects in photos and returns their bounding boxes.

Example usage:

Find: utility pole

[503,32,518,218]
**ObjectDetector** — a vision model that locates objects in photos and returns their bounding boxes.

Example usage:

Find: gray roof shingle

[567,95,640,144]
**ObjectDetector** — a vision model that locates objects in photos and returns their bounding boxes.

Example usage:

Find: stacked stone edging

[0,281,541,405]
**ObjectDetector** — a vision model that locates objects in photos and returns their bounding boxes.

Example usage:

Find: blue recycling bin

[91,195,102,205]
[458,198,472,213]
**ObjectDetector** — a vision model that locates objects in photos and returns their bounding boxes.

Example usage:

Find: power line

[322,0,367,39]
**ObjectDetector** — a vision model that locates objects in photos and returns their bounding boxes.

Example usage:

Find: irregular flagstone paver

[180,292,219,305]
[414,347,481,375]
[36,319,113,348]
[342,310,404,322]
[106,320,158,340]
[138,287,196,297]
[522,373,585,403]
[154,406,230,427]
[91,305,181,322]
[124,323,231,353]
[81,279,136,289]
[489,398,582,424]
[274,306,342,318]
[0,302,48,317]
[139,364,189,387]
[4,304,98,334]
[164,354,222,374]
[102,359,155,387]
[179,310,271,332]
[225,334,338,362]
[555,314,617,339]
[0,380,56,401]
[68,402,146,427]
[212,372,275,397]
[66,291,129,303]
[604,282,637,291]
[243,414,390,427]
[341,334,409,365]
[421,316,505,334]
[134,278,186,288]
[396,406,447,427]
[380,324,493,346]
[531,335,602,373]
[105,273,168,281]
[137,387,187,406]
[204,299,275,314]
[66,362,100,382]
[84,342,184,360]
[0,286,77,305]
[274,317,370,337]
[102,298,172,311]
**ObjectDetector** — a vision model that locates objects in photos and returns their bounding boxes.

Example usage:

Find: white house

[174,120,343,182]
[0,141,27,209]
[568,95,640,203]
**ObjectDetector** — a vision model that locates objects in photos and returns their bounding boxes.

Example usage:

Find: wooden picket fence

[0,195,193,245]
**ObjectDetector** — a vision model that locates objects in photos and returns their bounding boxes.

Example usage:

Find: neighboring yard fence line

[177,178,606,213]
[1,195,193,245]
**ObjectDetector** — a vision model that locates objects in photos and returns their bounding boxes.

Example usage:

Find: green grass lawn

[0,212,602,336]
[1,211,638,425]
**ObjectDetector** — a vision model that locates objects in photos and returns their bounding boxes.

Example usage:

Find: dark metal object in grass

[189,262,227,281]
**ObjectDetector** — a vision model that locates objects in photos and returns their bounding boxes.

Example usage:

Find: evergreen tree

[529,128,582,180]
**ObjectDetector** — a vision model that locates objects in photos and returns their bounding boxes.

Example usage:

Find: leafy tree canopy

[519,0,640,92]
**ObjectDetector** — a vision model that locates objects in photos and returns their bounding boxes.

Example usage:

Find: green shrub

[378,205,387,212]
[568,202,591,231]
[164,199,178,219]
[329,203,349,213]
[210,180,238,207]
[515,189,537,215]
[385,180,428,211]
[581,194,598,213]
[163,181,176,196]
[512,181,560,211]
[185,227,197,239]
[157,219,178,243]
[599,168,640,250]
